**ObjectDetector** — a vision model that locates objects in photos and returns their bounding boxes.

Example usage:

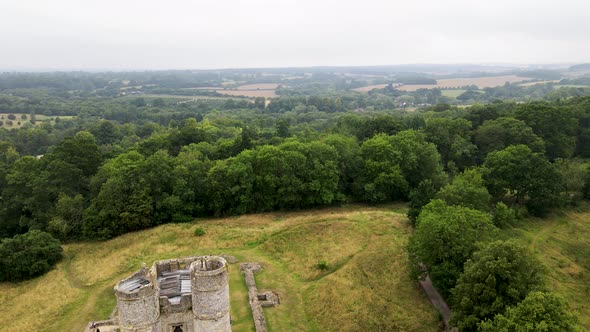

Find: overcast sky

[0,0,589,70]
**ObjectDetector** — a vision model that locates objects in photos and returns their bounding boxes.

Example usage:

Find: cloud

[0,0,588,70]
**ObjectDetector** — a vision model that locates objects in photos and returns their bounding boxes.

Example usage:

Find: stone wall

[240,263,267,332]
[190,256,231,332]
[114,266,160,331]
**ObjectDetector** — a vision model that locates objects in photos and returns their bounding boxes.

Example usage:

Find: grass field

[502,210,590,329]
[0,205,438,332]
[441,89,466,98]
[0,113,74,129]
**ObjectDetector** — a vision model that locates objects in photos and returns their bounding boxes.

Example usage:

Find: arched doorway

[173,325,183,332]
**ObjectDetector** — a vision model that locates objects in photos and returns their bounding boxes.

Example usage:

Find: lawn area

[0,204,438,332]
[441,89,466,98]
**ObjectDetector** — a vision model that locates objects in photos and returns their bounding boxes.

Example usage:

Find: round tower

[114,267,160,332]
[190,256,231,332]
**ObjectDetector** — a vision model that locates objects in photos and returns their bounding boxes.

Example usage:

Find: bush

[493,202,517,228]
[194,227,206,237]
[316,260,329,270]
[0,230,63,282]
[7,114,16,120]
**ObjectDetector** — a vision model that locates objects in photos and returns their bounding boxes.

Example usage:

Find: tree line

[0,97,589,290]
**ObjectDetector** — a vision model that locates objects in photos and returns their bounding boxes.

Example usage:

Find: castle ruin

[92,255,231,332]
[86,255,279,332]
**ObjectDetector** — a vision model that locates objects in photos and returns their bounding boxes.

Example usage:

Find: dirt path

[419,275,452,324]
[529,219,559,252]
[64,251,85,289]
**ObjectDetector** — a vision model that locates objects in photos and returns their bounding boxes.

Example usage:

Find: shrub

[0,230,63,282]
[194,227,206,237]
[316,260,329,270]
[492,202,517,228]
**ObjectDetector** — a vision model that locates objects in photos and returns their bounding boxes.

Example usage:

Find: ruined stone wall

[240,263,267,332]
[115,266,160,332]
[190,256,231,332]
[157,311,194,332]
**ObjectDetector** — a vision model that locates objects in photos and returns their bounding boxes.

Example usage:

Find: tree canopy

[451,240,544,331]
[407,199,497,296]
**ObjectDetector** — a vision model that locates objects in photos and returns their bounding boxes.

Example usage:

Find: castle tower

[114,265,160,332]
[190,256,231,332]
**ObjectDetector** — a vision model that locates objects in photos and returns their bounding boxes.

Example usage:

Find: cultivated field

[176,84,280,98]
[118,94,246,102]
[518,80,561,87]
[0,205,438,332]
[215,89,278,98]
[237,83,280,90]
[396,75,530,91]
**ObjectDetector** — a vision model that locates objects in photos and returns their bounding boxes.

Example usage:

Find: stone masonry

[88,256,231,332]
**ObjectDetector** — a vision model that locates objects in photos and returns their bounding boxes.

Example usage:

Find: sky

[0,0,589,70]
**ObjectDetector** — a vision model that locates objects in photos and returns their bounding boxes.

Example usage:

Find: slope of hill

[0,204,438,332]
[503,210,590,329]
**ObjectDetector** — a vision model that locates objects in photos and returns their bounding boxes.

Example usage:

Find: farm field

[397,75,530,91]
[173,84,280,98]
[557,85,590,88]
[215,89,278,98]
[237,83,280,90]
[118,94,245,101]
[518,80,561,87]
[0,205,438,332]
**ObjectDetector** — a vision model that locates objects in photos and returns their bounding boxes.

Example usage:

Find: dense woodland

[0,70,589,330]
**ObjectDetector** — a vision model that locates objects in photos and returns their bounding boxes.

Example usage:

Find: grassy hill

[1,204,587,331]
[0,204,439,332]
[502,209,590,329]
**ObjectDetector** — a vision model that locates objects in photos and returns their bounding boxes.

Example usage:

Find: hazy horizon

[1,0,589,71]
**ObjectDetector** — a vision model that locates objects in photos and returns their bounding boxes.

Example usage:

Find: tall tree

[478,291,582,332]
[515,103,578,159]
[407,199,497,297]
[424,117,477,170]
[474,117,545,157]
[436,168,491,211]
[451,240,544,331]
[483,145,562,215]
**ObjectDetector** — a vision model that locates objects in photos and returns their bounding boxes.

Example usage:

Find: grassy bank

[0,204,438,332]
